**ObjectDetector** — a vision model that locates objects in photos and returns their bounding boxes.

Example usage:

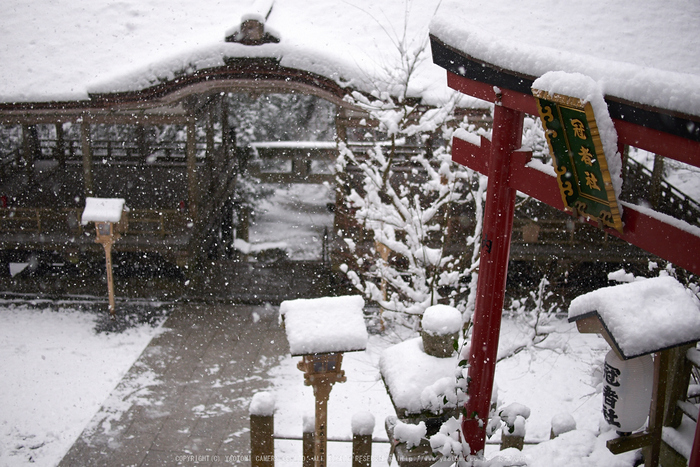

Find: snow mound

[394,420,426,449]
[422,304,462,335]
[249,391,276,416]
[380,337,460,414]
[351,411,375,436]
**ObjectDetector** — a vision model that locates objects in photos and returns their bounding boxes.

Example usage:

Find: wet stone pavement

[59,303,288,467]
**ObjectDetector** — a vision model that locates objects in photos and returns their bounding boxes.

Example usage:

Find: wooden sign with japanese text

[533,90,624,233]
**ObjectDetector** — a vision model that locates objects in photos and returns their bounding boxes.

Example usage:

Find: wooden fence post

[250,392,275,467]
[303,414,315,467]
[351,412,375,467]
[500,431,524,451]
[500,414,526,451]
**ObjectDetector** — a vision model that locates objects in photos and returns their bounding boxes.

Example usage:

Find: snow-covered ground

[281,317,640,467]
[0,303,164,466]
[0,300,645,466]
[249,183,335,260]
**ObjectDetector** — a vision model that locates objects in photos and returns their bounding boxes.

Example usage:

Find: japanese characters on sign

[532,90,624,233]
[603,360,622,429]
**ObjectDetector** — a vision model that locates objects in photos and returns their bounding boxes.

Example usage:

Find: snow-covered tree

[334,33,487,325]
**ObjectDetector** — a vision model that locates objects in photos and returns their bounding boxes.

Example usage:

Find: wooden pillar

[55,123,66,166]
[643,350,671,467]
[351,412,374,467]
[186,117,197,221]
[21,124,37,176]
[688,407,700,467]
[649,154,665,209]
[136,125,148,160]
[462,102,523,455]
[292,155,311,180]
[81,117,94,197]
[250,392,276,467]
[98,237,116,318]
[376,242,390,302]
[500,432,524,451]
[335,111,347,143]
[237,207,250,242]
[352,433,372,467]
[220,94,231,159]
[663,344,694,428]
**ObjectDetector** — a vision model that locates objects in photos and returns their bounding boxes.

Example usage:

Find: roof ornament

[225,0,280,45]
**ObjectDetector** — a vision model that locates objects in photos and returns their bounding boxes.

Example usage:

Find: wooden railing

[623,158,700,228]
[0,207,186,238]
[31,139,207,165]
[0,208,83,235]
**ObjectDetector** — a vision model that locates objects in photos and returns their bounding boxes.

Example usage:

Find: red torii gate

[430,35,700,458]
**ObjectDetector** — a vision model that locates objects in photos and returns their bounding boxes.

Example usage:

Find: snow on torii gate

[429,35,700,457]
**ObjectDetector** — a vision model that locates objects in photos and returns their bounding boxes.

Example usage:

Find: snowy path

[57,303,286,466]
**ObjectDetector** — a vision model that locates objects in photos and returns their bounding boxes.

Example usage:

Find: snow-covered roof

[279,295,367,356]
[430,0,700,120]
[568,276,700,359]
[0,0,460,107]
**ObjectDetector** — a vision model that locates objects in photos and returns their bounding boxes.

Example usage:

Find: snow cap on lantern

[279,295,367,356]
[81,197,126,225]
[568,276,700,359]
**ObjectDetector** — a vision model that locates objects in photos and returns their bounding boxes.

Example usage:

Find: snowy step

[688,384,700,399]
[677,400,699,422]
[686,347,700,367]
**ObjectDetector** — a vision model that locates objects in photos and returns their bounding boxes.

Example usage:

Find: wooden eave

[570,311,700,360]
[0,57,358,124]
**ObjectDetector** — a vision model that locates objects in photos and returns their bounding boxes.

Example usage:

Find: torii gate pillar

[461,100,524,454]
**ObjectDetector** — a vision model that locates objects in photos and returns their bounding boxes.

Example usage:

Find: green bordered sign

[532,90,623,234]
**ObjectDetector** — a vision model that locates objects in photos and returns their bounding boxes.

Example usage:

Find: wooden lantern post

[81,198,126,319]
[94,221,119,317]
[297,353,347,467]
[280,295,369,467]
